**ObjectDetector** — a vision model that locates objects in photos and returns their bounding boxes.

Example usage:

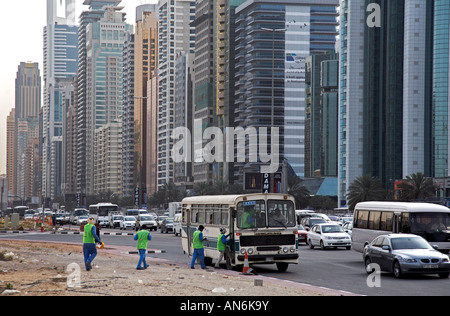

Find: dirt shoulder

[0,239,349,296]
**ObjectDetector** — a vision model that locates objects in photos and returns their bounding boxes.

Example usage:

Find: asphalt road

[1,228,448,296]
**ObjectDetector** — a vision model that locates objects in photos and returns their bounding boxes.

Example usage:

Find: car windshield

[113,216,122,220]
[298,224,306,231]
[79,216,88,219]
[165,219,174,223]
[124,217,136,221]
[390,237,432,250]
[321,225,344,233]
[140,216,154,221]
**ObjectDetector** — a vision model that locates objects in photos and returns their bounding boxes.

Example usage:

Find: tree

[347,174,386,210]
[288,175,310,209]
[397,172,435,201]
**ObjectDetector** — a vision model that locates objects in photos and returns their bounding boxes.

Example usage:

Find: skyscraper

[42,0,78,200]
[338,0,444,205]
[14,62,41,200]
[76,0,132,195]
[234,0,338,183]
[157,0,195,189]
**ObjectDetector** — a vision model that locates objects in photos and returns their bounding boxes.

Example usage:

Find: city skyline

[0,0,155,175]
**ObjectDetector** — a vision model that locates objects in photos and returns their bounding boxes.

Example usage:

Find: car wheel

[365,257,373,274]
[393,261,403,279]
[320,240,326,250]
[308,239,314,249]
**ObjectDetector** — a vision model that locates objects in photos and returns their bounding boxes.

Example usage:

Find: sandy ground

[0,239,348,297]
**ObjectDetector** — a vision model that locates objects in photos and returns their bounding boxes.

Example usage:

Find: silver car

[364,234,450,279]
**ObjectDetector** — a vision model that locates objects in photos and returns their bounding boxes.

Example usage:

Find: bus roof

[355,201,450,213]
[182,193,294,205]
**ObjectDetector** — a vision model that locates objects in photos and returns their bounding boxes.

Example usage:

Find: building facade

[157,0,196,189]
[234,0,338,182]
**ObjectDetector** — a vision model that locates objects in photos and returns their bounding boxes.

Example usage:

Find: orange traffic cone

[240,251,253,275]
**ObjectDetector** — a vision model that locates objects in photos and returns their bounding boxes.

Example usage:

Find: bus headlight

[247,248,254,254]
[290,247,295,253]
[240,248,246,255]
[283,247,289,253]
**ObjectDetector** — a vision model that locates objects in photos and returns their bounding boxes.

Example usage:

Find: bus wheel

[204,257,213,266]
[276,262,289,272]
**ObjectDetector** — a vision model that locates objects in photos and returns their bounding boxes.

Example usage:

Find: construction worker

[83,217,101,271]
[215,227,231,269]
[190,225,207,269]
[134,228,152,270]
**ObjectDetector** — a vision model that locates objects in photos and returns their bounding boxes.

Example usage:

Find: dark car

[300,216,327,231]
[364,234,450,279]
[160,218,174,233]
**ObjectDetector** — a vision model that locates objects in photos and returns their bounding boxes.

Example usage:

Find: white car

[120,216,136,230]
[342,221,353,238]
[77,215,89,225]
[308,223,352,250]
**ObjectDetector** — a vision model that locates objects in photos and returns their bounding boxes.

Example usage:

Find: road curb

[120,250,166,254]
[0,230,28,234]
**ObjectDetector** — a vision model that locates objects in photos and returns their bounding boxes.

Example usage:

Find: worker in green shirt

[83,217,102,271]
[190,225,207,269]
[134,228,152,270]
[215,227,231,270]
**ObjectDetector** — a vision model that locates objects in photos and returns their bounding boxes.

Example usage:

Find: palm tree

[397,172,435,201]
[347,174,386,210]
[288,175,310,209]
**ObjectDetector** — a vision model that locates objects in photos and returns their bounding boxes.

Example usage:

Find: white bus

[352,202,450,254]
[89,203,119,227]
[181,193,298,272]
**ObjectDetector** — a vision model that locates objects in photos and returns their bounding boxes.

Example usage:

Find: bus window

[198,205,205,224]
[368,211,381,230]
[401,212,410,233]
[355,210,369,229]
[206,205,213,224]
[268,200,296,228]
[380,211,393,231]
[237,200,265,228]
[221,205,228,225]
[213,208,221,225]
[191,206,198,224]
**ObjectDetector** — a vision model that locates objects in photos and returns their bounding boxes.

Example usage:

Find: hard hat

[96,242,104,249]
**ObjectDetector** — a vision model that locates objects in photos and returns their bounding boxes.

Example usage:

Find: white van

[173,213,182,236]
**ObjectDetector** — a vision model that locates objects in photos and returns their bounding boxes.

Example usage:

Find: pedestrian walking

[215,227,231,269]
[83,217,101,271]
[134,228,152,270]
[190,225,207,269]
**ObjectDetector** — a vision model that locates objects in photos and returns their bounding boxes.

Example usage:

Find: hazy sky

[0,0,156,175]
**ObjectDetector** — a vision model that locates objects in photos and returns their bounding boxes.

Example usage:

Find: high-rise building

[432,0,450,178]
[234,0,338,183]
[134,4,158,203]
[157,0,195,189]
[338,0,446,205]
[121,31,135,198]
[14,62,41,201]
[6,109,15,197]
[76,0,132,195]
[42,0,78,200]
[305,52,339,178]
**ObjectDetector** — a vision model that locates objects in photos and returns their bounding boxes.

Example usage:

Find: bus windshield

[98,205,118,216]
[237,199,296,229]
[408,212,450,242]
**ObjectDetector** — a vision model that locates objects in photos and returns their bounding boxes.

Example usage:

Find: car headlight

[442,257,449,263]
[398,256,417,263]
